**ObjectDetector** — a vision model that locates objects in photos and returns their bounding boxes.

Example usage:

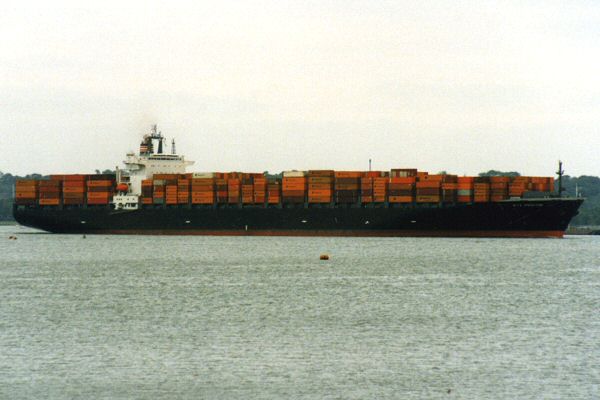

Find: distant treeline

[1,170,599,226]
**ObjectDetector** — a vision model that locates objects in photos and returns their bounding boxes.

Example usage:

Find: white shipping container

[193,172,216,178]
[283,170,307,177]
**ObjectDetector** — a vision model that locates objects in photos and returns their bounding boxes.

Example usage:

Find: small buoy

[320,254,329,260]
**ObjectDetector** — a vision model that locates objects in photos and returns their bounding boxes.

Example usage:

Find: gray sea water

[0,225,598,399]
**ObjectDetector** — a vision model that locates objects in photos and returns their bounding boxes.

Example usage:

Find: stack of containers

[14,179,38,205]
[416,174,442,203]
[457,177,474,202]
[441,175,458,203]
[473,177,490,203]
[361,177,373,203]
[531,177,554,192]
[62,174,87,205]
[87,175,114,205]
[334,171,361,203]
[373,176,388,202]
[152,179,165,204]
[490,176,510,202]
[39,179,62,205]
[228,176,241,204]
[215,175,228,204]
[141,179,153,204]
[267,181,281,204]
[547,177,555,192]
[360,172,385,203]
[253,175,267,204]
[308,170,334,203]
[165,177,178,205]
[177,178,190,204]
[282,171,307,203]
[191,173,215,204]
[389,176,415,203]
[509,176,529,197]
[241,174,254,204]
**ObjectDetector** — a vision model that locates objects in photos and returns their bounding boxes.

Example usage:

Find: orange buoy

[116,183,129,192]
[320,254,329,260]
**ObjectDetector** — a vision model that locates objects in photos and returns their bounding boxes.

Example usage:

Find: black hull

[13,198,583,238]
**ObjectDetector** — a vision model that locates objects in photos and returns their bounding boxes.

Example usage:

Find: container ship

[13,125,583,237]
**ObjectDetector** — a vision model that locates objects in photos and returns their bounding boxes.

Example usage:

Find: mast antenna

[172,138,176,155]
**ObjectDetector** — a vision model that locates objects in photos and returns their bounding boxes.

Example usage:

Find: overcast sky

[1,1,599,177]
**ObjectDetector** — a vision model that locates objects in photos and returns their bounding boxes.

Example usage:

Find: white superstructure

[112,125,194,210]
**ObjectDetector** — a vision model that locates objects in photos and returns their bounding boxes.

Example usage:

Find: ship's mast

[556,160,564,198]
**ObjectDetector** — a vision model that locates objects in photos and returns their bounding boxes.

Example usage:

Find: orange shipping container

[62,180,86,187]
[308,177,333,184]
[16,179,39,186]
[308,189,333,196]
[63,175,87,181]
[87,180,114,187]
[308,197,332,203]
[308,170,335,177]
[334,171,362,178]
[420,174,444,182]
[335,183,359,190]
[416,181,440,189]
[416,195,440,203]
[39,199,60,205]
[63,187,85,193]
[15,193,37,199]
[87,192,111,199]
[389,196,413,203]
[390,177,416,184]
[16,186,37,192]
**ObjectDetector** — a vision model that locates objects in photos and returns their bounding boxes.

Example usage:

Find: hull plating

[14,198,583,238]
